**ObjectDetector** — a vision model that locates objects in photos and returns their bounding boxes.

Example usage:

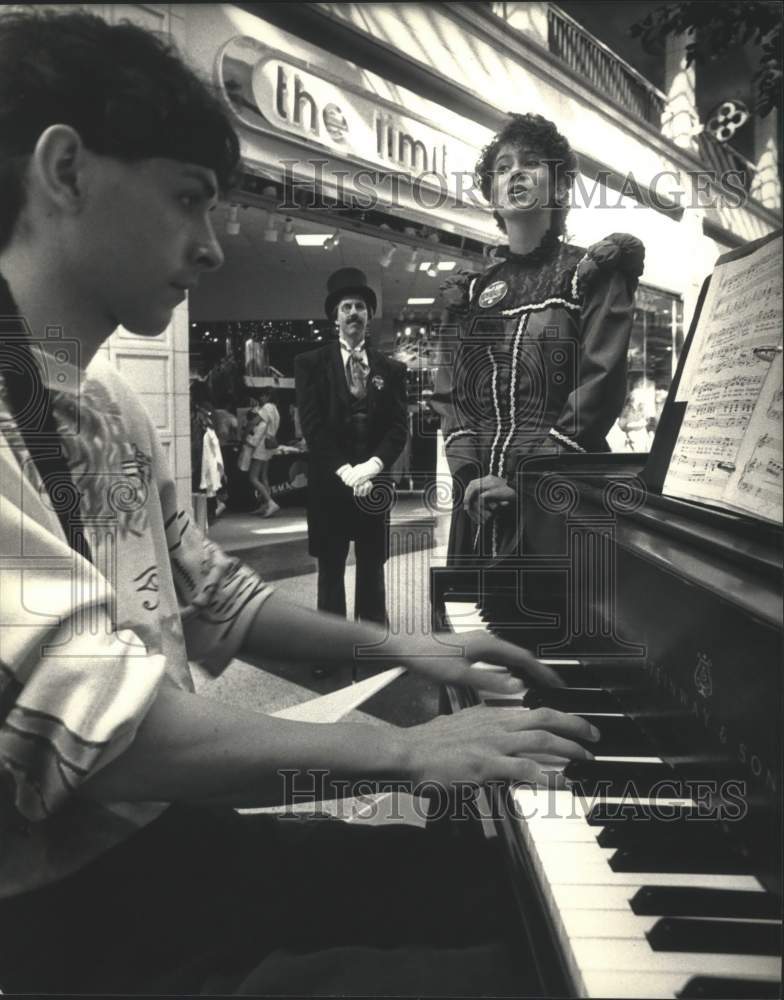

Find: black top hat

[324,267,378,319]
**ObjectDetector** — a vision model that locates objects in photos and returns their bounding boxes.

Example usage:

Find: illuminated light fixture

[226,204,240,236]
[426,257,440,278]
[282,218,295,242]
[323,229,341,251]
[438,260,457,271]
[405,249,420,272]
[296,234,331,247]
[407,297,435,305]
[379,243,397,268]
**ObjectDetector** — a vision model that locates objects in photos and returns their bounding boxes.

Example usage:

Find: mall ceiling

[190,200,481,323]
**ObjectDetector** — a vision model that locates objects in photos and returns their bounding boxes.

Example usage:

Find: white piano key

[560,907,659,939]
[550,880,769,914]
[594,755,664,764]
[551,883,654,911]
[543,861,764,890]
[537,841,616,866]
[443,601,485,631]
[521,817,599,842]
[581,969,705,999]
[571,937,782,977]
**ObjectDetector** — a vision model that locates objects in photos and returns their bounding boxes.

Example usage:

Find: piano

[431,451,783,999]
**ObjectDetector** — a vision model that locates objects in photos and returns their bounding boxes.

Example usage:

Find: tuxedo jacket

[295,341,407,554]
[295,341,407,482]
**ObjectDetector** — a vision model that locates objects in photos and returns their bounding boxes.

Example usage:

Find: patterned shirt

[0,355,274,897]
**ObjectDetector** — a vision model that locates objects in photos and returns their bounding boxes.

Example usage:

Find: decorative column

[751,112,782,210]
[660,34,700,152]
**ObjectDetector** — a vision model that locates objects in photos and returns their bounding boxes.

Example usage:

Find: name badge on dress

[478,280,508,309]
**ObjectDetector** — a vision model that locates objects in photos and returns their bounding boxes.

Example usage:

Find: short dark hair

[475,113,578,235]
[0,9,240,250]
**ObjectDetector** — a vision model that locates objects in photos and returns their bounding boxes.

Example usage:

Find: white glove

[341,457,383,489]
[353,480,374,498]
[336,464,352,485]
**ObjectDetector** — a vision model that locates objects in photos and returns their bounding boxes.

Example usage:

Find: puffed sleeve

[549,234,644,453]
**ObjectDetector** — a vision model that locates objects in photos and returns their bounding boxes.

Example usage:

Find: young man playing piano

[0,10,597,994]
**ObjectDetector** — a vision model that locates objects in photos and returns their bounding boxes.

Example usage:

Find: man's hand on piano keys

[395,629,567,695]
[403,704,598,788]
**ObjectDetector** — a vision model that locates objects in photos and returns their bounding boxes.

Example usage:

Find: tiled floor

[199,495,453,731]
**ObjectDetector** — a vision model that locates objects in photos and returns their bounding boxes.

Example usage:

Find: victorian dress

[439,232,645,562]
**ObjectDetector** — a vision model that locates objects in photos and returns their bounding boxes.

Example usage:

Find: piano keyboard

[443,600,783,999]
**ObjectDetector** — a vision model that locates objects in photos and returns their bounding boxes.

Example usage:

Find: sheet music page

[723,353,783,524]
[664,234,783,519]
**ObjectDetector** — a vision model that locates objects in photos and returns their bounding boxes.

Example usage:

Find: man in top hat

[295,267,407,632]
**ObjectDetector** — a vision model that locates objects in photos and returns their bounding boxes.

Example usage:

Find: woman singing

[440,113,645,561]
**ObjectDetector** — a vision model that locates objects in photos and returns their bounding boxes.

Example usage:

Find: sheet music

[665,234,783,523]
[724,354,783,524]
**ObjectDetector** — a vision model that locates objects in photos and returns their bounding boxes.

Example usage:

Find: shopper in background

[247,385,281,517]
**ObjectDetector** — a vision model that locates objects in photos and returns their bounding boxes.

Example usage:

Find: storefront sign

[217,36,483,202]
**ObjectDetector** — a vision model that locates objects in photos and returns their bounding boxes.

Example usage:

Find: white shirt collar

[339,338,366,356]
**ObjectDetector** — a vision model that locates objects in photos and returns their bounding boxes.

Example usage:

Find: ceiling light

[438,261,456,271]
[407,297,435,305]
[226,204,240,236]
[296,234,331,247]
[405,249,420,272]
[323,229,341,251]
[426,257,440,278]
[379,243,397,268]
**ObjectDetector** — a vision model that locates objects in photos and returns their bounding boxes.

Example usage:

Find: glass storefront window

[607,284,684,453]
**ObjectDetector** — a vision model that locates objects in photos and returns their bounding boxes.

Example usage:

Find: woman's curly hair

[475,114,578,235]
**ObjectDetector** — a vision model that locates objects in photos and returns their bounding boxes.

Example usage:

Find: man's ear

[29,124,88,215]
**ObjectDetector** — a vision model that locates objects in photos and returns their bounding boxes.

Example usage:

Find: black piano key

[647,917,782,956]
[522,687,620,713]
[596,821,735,851]
[587,802,699,825]
[575,714,654,756]
[677,975,782,999]
[564,759,676,797]
[609,847,749,875]
[631,886,782,919]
